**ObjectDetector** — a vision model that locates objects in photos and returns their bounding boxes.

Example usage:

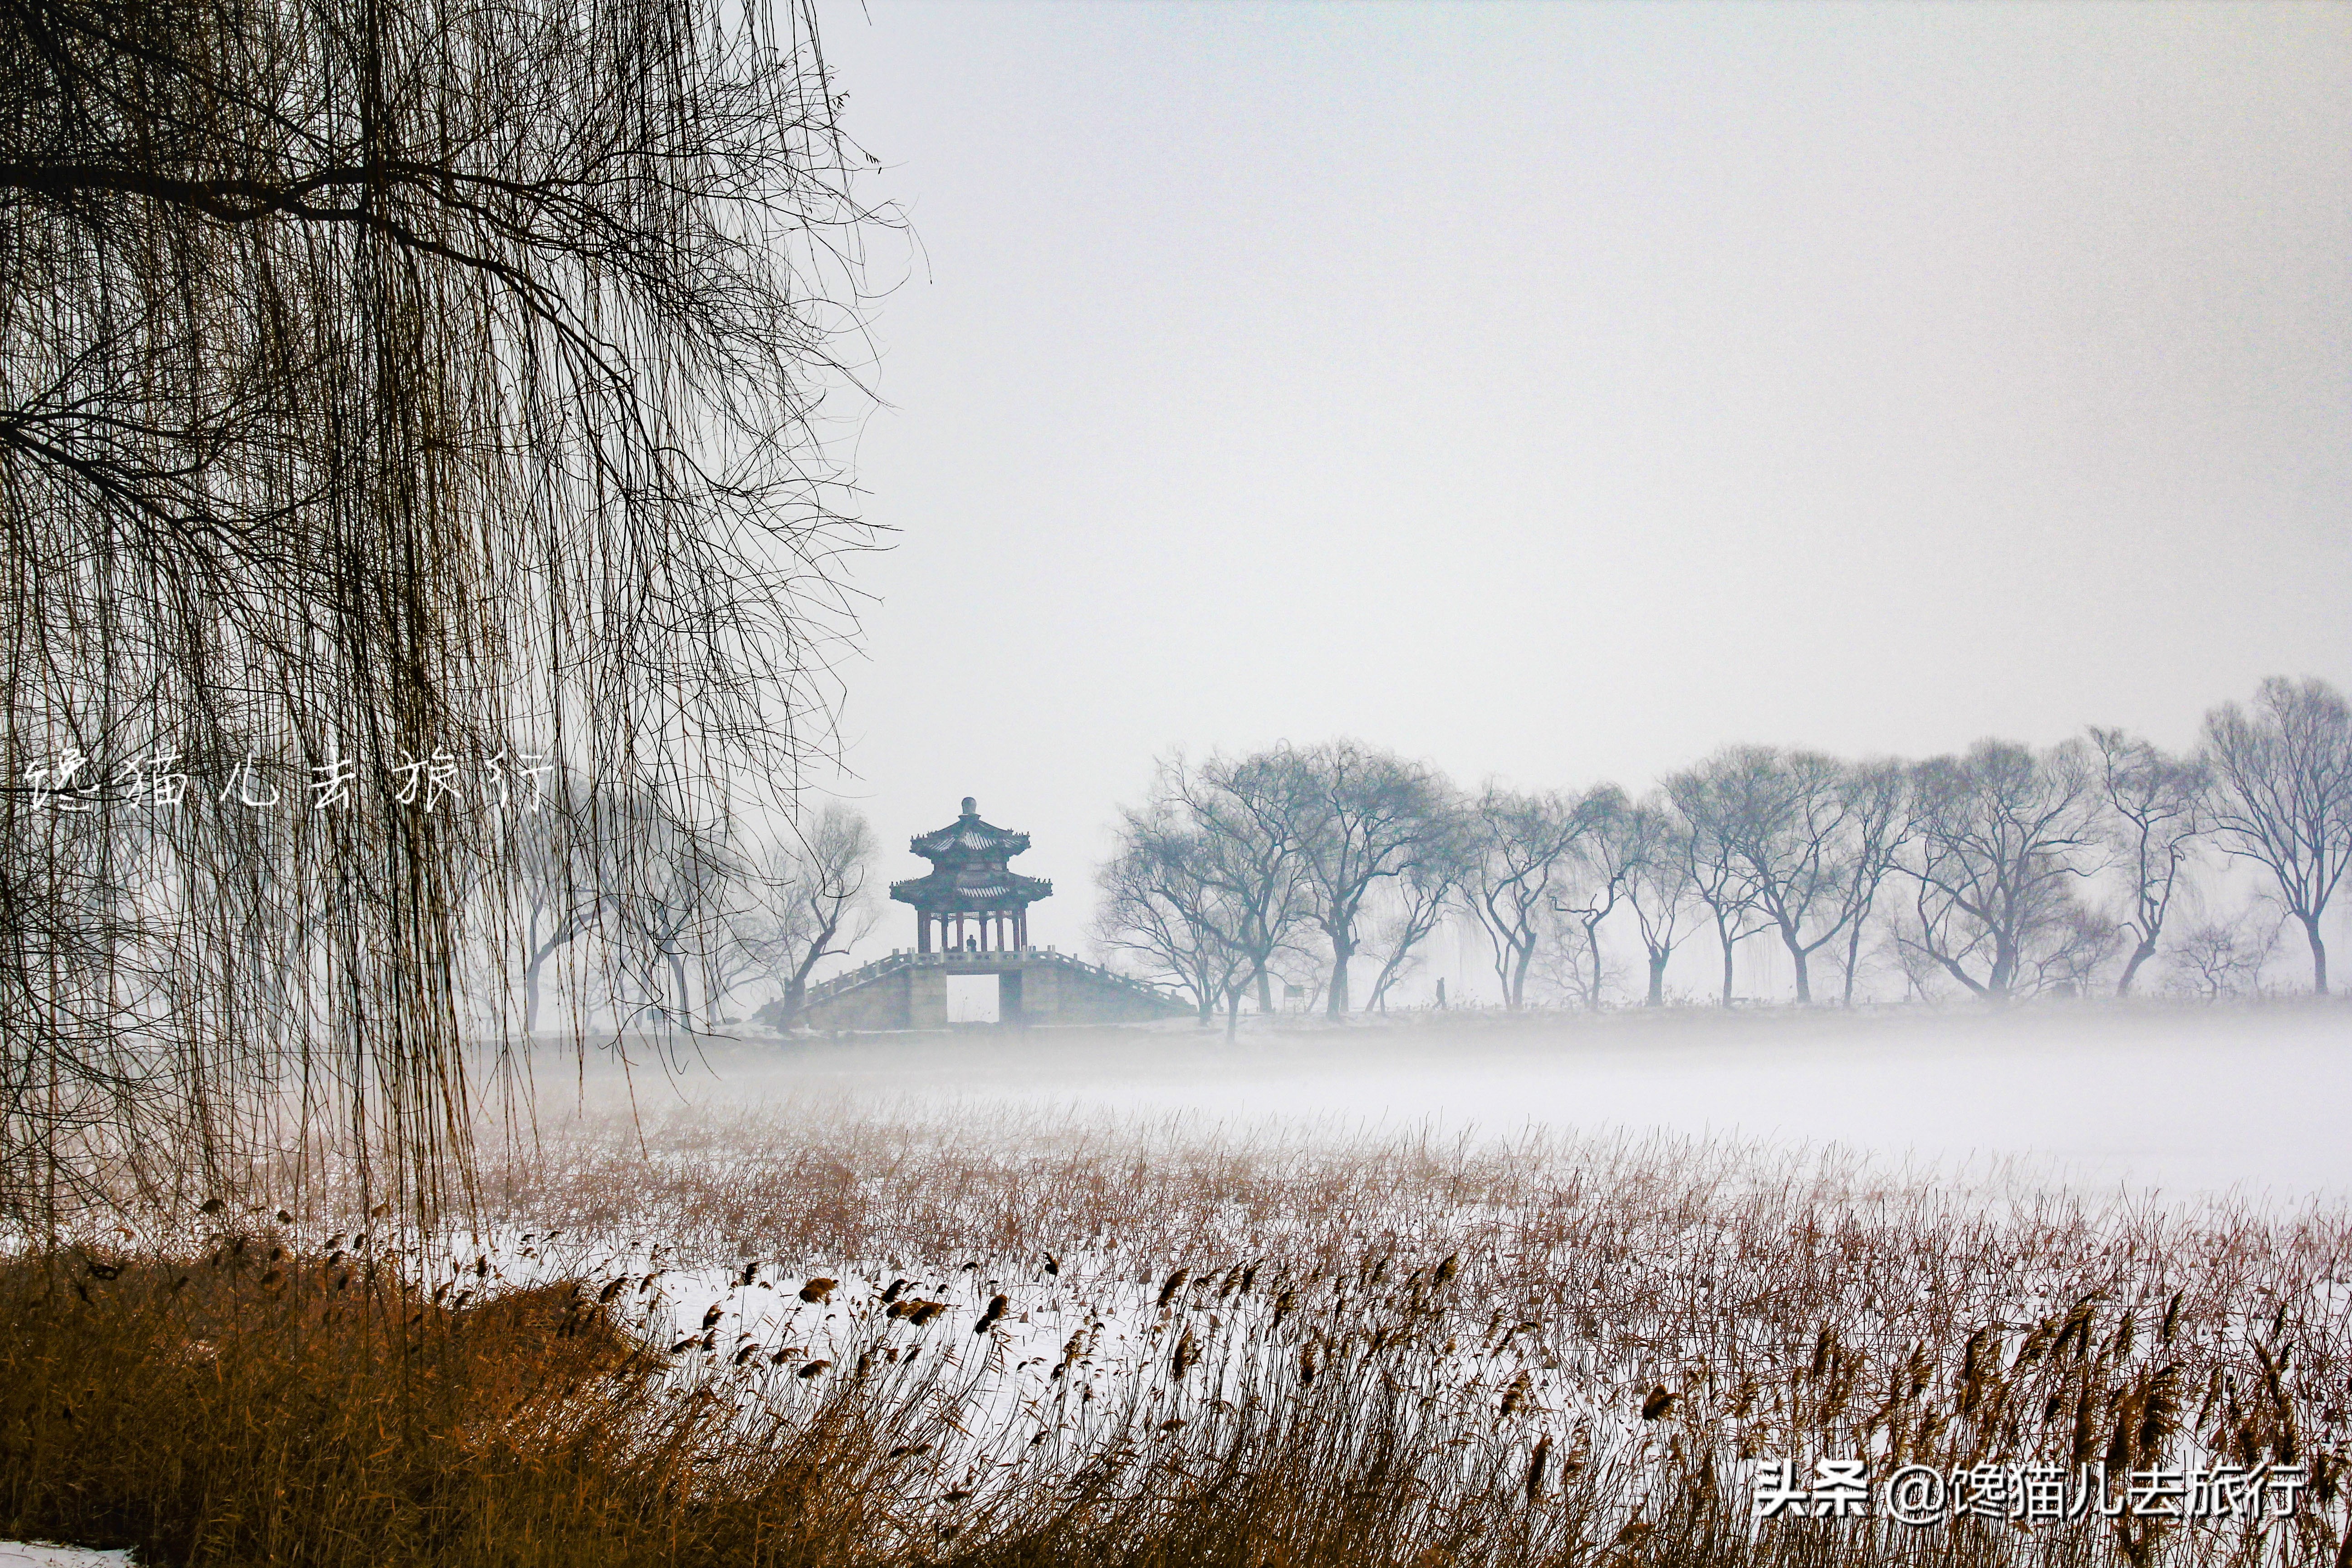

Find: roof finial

[960,796,976,817]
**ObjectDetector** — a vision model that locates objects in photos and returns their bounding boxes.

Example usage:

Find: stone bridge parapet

[788,947,1191,1031]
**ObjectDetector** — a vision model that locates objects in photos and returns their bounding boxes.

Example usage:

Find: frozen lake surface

[594,1001,2352,1207]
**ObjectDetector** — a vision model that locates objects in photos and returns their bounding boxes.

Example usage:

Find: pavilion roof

[908,798,1032,862]
[888,865,1052,911]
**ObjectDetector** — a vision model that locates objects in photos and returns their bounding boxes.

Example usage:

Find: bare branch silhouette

[0,0,890,1234]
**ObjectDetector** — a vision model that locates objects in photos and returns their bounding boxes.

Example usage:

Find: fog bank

[536,1002,2352,1206]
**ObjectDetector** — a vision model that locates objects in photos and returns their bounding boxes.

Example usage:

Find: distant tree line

[508,795,879,1037]
[1093,677,2352,1022]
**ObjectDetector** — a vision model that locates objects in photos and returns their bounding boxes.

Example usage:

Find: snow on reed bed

[235,1098,2352,1557]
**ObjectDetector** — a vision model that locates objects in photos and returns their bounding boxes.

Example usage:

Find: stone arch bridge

[795,946,1190,1031]
[782,795,1189,1031]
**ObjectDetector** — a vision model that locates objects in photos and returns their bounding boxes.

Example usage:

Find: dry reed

[5,1098,2347,1566]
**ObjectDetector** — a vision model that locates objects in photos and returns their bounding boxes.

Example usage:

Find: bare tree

[511,786,611,1037]
[1829,760,1909,1008]
[1677,746,1898,1006]
[1898,740,2107,1004]
[1360,802,1473,1013]
[1285,741,1454,1016]
[1620,798,1701,1007]
[0,0,882,1226]
[2163,910,2284,1002]
[1663,765,1772,1006]
[1463,786,1594,1010]
[729,803,877,1029]
[1268,940,1335,1018]
[1095,804,1252,1030]
[2014,900,2123,999]
[2087,727,2210,998]
[1552,785,1634,1012]
[1174,752,1318,1014]
[1878,910,1950,1006]
[2200,676,2352,995]
[601,791,741,1033]
[1735,748,1844,1004]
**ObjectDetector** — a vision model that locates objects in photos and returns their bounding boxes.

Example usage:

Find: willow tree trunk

[2115,936,2159,998]
[1325,930,1355,1016]
[1509,937,1537,1010]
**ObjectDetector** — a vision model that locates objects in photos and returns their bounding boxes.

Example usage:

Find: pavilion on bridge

[889,797,1051,954]
[792,797,1188,1030]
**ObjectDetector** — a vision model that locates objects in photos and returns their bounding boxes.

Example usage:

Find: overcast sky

[803,1,2350,970]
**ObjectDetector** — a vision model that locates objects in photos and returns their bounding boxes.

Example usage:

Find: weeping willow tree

[0,0,885,1233]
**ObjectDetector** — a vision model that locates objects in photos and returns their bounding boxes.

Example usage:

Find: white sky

[803,1,2352,977]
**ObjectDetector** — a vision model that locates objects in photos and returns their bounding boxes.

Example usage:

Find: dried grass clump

[8,1103,2350,1566]
[0,1245,899,1566]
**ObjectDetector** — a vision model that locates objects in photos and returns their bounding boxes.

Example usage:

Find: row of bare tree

[507,796,879,1037]
[1093,677,2352,1020]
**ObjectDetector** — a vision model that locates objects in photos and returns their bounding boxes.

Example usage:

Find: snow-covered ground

[18,1004,2339,1560]
[420,993,2352,1553]
[466,1002,2352,1524]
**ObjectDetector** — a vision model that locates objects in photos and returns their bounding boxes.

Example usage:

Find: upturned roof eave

[887,870,1054,909]
[907,817,1033,859]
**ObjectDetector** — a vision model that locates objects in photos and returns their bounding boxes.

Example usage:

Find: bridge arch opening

[946,974,1000,1024]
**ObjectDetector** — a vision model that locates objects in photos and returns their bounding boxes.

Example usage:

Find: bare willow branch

[0,0,892,1235]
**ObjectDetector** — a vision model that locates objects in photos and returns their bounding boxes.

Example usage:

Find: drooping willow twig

[0,0,892,1235]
